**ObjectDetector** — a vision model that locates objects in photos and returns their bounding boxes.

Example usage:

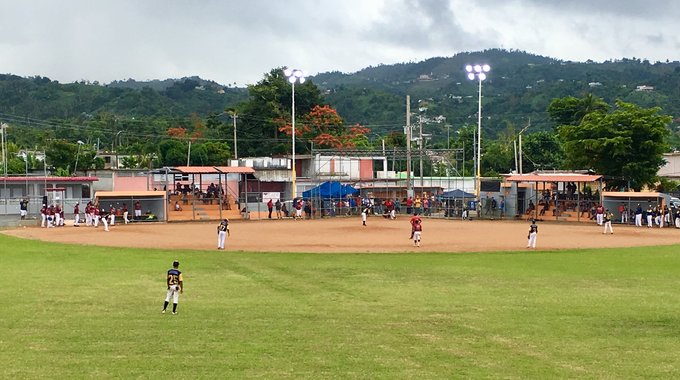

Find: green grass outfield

[2,234,680,379]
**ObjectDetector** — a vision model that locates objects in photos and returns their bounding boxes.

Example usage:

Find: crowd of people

[35,200,150,231]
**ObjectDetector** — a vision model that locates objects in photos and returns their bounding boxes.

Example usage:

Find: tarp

[439,189,476,199]
[302,181,358,199]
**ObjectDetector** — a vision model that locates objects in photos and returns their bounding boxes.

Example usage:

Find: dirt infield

[4,216,680,253]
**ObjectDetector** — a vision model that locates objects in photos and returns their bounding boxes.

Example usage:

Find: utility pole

[406,96,412,198]
[1,123,7,215]
[231,112,238,160]
[519,118,530,174]
[187,140,191,166]
[419,114,424,198]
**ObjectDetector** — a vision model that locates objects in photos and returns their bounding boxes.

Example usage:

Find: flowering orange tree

[278,105,370,149]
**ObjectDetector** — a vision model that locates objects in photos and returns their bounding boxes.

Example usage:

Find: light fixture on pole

[465,63,490,203]
[73,140,84,176]
[284,68,306,200]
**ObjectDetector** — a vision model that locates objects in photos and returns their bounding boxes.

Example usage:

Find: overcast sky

[1,0,679,86]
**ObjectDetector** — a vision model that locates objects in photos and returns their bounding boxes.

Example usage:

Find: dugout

[602,191,677,223]
[94,190,167,222]
[506,172,603,222]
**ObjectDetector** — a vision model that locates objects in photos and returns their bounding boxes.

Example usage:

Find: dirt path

[4,217,679,253]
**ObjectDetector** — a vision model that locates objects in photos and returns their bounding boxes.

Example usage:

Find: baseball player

[54,204,62,227]
[40,204,47,227]
[73,202,80,227]
[93,206,100,227]
[109,205,116,226]
[603,209,614,234]
[409,213,422,239]
[217,219,230,250]
[527,219,538,249]
[122,203,129,224]
[47,205,55,228]
[162,260,183,315]
[100,208,110,232]
[412,218,422,247]
[85,202,92,226]
[361,205,370,226]
[19,198,28,220]
[134,201,142,220]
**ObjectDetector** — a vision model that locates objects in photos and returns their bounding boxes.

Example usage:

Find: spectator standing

[267,199,273,219]
[619,203,628,224]
[406,196,413,215]
[275,199,282,219]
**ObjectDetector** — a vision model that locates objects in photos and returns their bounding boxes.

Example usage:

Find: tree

[234,68,323,157]
[558,100,671,190]
[277,105,370,149]
[548,94,609,127]
[520,131,564,172]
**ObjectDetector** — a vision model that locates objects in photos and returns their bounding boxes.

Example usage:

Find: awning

[0,176,98,182]
[173,166,255,174]
[505,174,602,183]
[602,191,663,198]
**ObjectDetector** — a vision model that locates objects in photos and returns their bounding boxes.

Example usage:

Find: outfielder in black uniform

[162,260,183,315]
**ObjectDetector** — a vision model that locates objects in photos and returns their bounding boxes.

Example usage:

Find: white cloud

[0,0,678,85]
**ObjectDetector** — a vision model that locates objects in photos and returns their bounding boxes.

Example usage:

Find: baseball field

[2,218,680,378]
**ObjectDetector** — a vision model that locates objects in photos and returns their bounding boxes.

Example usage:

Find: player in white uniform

[361,206,370,226]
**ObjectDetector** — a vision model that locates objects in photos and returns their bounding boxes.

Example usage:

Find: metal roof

[602,191,663,198]
[173,166,255,174]
[505,173,602,183]
[0,176,98,182]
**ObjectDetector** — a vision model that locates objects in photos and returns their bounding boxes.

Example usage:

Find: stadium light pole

[465,64,490,203]
[284,68,306,200]
[73,140,84,176]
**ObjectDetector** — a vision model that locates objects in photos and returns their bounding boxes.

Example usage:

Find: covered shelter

[301,181,360,218]
[505,172,603,222]
[602,191,678,224]
[0,176,98,218]
[150,166,256,221]
[301,181,359,199]
[94,190,167,222]
[439,189,476,218]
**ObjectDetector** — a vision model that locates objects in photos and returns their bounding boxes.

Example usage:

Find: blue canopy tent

[439,189,475,199]
[439,189,476,218]
[302,181,358,199]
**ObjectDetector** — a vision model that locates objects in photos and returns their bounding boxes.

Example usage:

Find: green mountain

[314,49,680,142]
[0,74,248,119]
[1,49,680,146]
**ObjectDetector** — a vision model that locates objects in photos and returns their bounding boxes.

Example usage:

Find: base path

[4,217,679,253]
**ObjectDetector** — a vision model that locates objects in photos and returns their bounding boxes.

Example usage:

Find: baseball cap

[173,260,180,267]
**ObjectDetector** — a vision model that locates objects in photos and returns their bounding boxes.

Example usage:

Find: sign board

[262,192,280,203]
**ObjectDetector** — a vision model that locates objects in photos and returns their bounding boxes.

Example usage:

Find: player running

[162,260,183,315]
